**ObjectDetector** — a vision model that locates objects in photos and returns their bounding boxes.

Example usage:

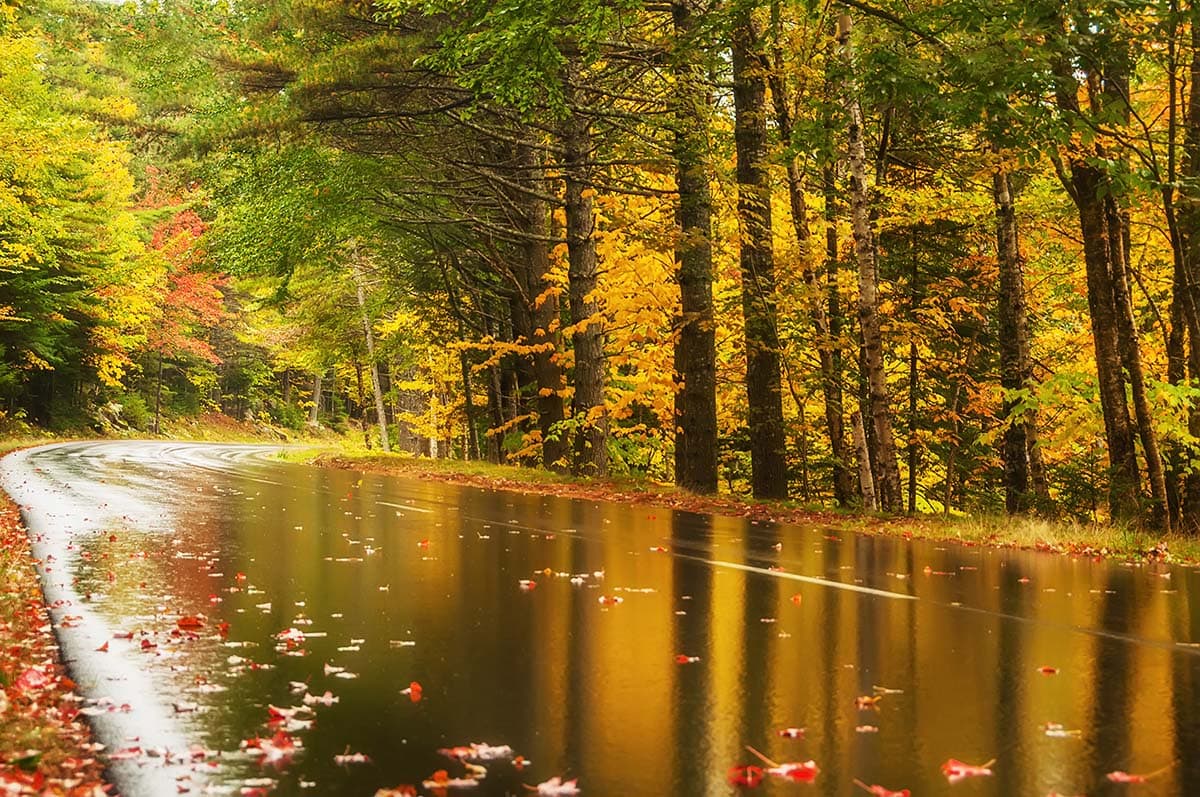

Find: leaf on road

[941,758,995,783]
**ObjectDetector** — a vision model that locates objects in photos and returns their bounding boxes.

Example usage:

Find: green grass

[938,512,1197,561]
[314,449,1200,564]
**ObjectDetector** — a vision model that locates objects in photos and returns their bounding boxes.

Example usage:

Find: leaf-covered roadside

[0,494,109,796]
[316,452,1198,566]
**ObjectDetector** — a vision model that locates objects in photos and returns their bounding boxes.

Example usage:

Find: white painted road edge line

[704,558,918,600]
[378,501,434,514]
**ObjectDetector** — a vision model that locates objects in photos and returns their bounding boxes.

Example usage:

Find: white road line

[378,501,434,514]
[703,558,917,600]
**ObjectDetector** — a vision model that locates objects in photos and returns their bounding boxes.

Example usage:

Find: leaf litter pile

[3,454,1192,797]
[0,494,107,796]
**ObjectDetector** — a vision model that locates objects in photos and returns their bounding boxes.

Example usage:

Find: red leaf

[767,761,819,783]
[941,758,994,783]
[177,615,205,630]
[854,781,910,797]
[403,681,423,702]
[14,667,49,692]
[727,765,764,787]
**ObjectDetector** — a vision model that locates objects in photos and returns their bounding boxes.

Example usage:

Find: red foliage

[144,206,228,364]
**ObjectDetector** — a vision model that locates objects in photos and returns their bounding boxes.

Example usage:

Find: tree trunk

[768,22,854,506]
[560,87,609,477]
[1050,26,1142,523]
[459,348,479,461]
[671,0,719,494]
[1106,193,1168,528]
[1071,162,1141,521]
[907,339,918,514]
[824,148,853,505]
[310,371,322,426]
[353,259,390,453]
[994,162,1033,514]
[353,357,371,450]
[851,411,876,510]
[838,13,902,511]
[154,352,163,435]
[1178,5,1200,530]
[514,142,569,473]
[486,361,505,464]
[732,8,788,499]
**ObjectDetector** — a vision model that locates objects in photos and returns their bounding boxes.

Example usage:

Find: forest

[2,0,1199,530]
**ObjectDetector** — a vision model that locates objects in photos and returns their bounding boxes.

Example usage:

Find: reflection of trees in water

[1171,585,1199,795]
[670,512,712,795]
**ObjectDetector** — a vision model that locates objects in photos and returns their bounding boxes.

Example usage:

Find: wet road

[2,440,1198,796]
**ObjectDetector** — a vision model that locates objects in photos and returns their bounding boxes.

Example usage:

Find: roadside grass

[939,513,1197,561]
[311,448,1198,565]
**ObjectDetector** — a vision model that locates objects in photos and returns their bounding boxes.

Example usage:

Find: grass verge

[312,449,1195,566]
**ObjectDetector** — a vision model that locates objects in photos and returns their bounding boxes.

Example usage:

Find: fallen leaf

[727,765,764,787]
[941,758,995,783]
[530,776,580,795]
[401,681,423,702]
[767,762,819,783]
[1106,762,1173,783]
[1042,723,1081,738]
[334,750,370,765]
[853,779,910,797]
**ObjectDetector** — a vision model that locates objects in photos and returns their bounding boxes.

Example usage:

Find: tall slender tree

[731,5,788,499]
[838,11,902,511]
[671,0,719,494]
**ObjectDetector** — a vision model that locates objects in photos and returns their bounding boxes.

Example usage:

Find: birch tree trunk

[838,13,902,511]
[851,411,876,510]
[352,258,390,453]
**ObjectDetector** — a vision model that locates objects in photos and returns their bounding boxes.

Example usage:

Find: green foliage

[380,0,641,116]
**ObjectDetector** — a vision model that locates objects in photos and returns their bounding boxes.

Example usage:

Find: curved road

[2,441,1198,796]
